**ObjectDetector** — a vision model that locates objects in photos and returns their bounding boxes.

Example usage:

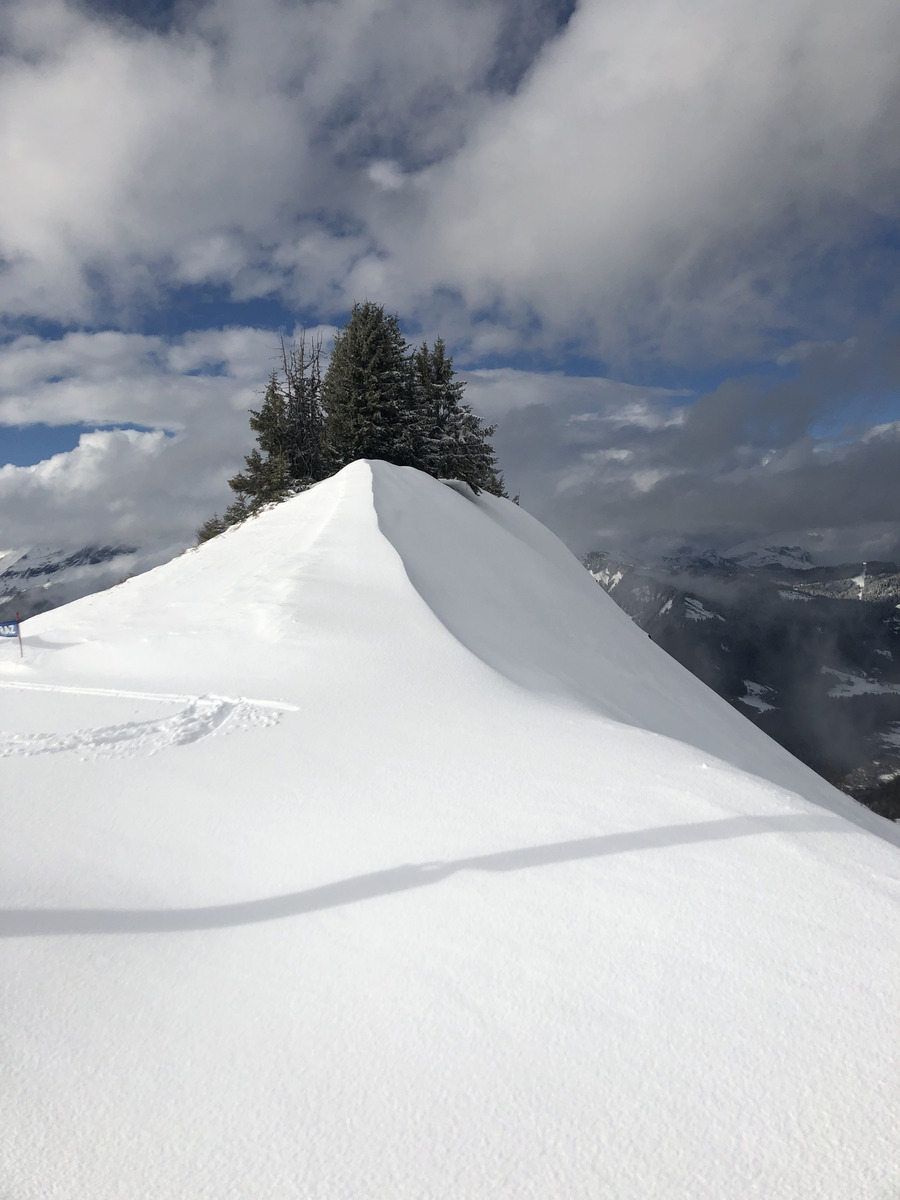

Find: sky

[0,0,898,560]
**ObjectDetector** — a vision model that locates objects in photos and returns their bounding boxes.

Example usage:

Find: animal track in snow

[0,696,281,760]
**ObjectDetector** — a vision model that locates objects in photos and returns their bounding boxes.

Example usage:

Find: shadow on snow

[1,813,840,937]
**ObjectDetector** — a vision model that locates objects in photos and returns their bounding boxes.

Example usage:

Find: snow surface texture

[2,461,898,1200]
[0,688,285,760]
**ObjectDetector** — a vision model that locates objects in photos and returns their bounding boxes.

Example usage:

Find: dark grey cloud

[674,335,900,469]
[75,0,192,34]
[486,0,577,94]
[482,339,900,563]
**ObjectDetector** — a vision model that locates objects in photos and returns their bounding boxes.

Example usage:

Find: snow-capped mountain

[586,549,900,816]
[2,461,897,1200]
[661,543,816,573]
[0,542,183,623]
[660,546,740,572]
[725,543,815,570]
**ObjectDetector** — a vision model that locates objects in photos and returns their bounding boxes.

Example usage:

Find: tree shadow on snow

[0,813,841,938]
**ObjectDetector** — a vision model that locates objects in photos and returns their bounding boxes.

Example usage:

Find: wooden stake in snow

[16,612,23,658]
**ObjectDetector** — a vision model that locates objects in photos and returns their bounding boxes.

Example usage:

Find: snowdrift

[1,461,897,1199]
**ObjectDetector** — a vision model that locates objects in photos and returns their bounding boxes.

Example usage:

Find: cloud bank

[1,0,897,360]
[481,336,900,562]
[2,326,893,563]
[0,0,897,559]
[409,0,900,362]
[0,326,301,547]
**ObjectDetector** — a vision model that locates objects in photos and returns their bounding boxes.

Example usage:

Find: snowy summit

[2,461,898,1199]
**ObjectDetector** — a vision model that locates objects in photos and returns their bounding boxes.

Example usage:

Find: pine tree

[280,333,325,486]
[196,513,227,543]
[323,301,425,470]
[225,333,326,515]
[414,337,505,495]
[226,372,293,510]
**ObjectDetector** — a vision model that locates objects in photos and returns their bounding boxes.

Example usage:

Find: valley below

[587,548,900,819]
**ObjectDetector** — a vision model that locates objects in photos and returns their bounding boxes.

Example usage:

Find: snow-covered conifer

[221,335,326,531]
[413,338,505,495]
[323,302,424,469]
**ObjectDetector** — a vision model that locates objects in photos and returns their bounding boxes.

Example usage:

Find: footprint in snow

[0,697,281,760]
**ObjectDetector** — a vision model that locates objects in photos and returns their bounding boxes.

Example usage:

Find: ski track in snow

[0,685,291,760]
[0,679,298,709]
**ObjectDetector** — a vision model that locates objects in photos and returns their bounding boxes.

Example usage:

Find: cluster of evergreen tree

[198,302,505,542]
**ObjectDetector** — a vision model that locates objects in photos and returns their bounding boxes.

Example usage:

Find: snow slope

[2,461,897,1200]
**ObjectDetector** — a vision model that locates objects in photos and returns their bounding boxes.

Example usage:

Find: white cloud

[0,328,273,427]
[0,325,304,547]
[0,428,180,546]
[406,0,900,360]
[0,0,506,323]
[367,161,407,192]
[1,0,896,361]
[464,368,675,421]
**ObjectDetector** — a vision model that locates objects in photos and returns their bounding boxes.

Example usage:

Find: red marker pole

[16,611,23,658]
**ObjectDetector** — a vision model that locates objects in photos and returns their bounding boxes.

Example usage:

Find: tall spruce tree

[323,301,425,470]
[413,337,505,495]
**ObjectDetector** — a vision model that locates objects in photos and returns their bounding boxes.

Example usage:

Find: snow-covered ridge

[683,595,725,622]
[727,543,815,570]
[821,665,900,699]
[7,462,847,795]
[2,462,897,1200]
[738,680,778,712]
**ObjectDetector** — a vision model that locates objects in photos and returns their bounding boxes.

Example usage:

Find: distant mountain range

[586,546,900,819]
[0,543,182,625]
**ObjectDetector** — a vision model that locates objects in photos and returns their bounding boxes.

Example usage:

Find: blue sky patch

[0,424,170,468]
